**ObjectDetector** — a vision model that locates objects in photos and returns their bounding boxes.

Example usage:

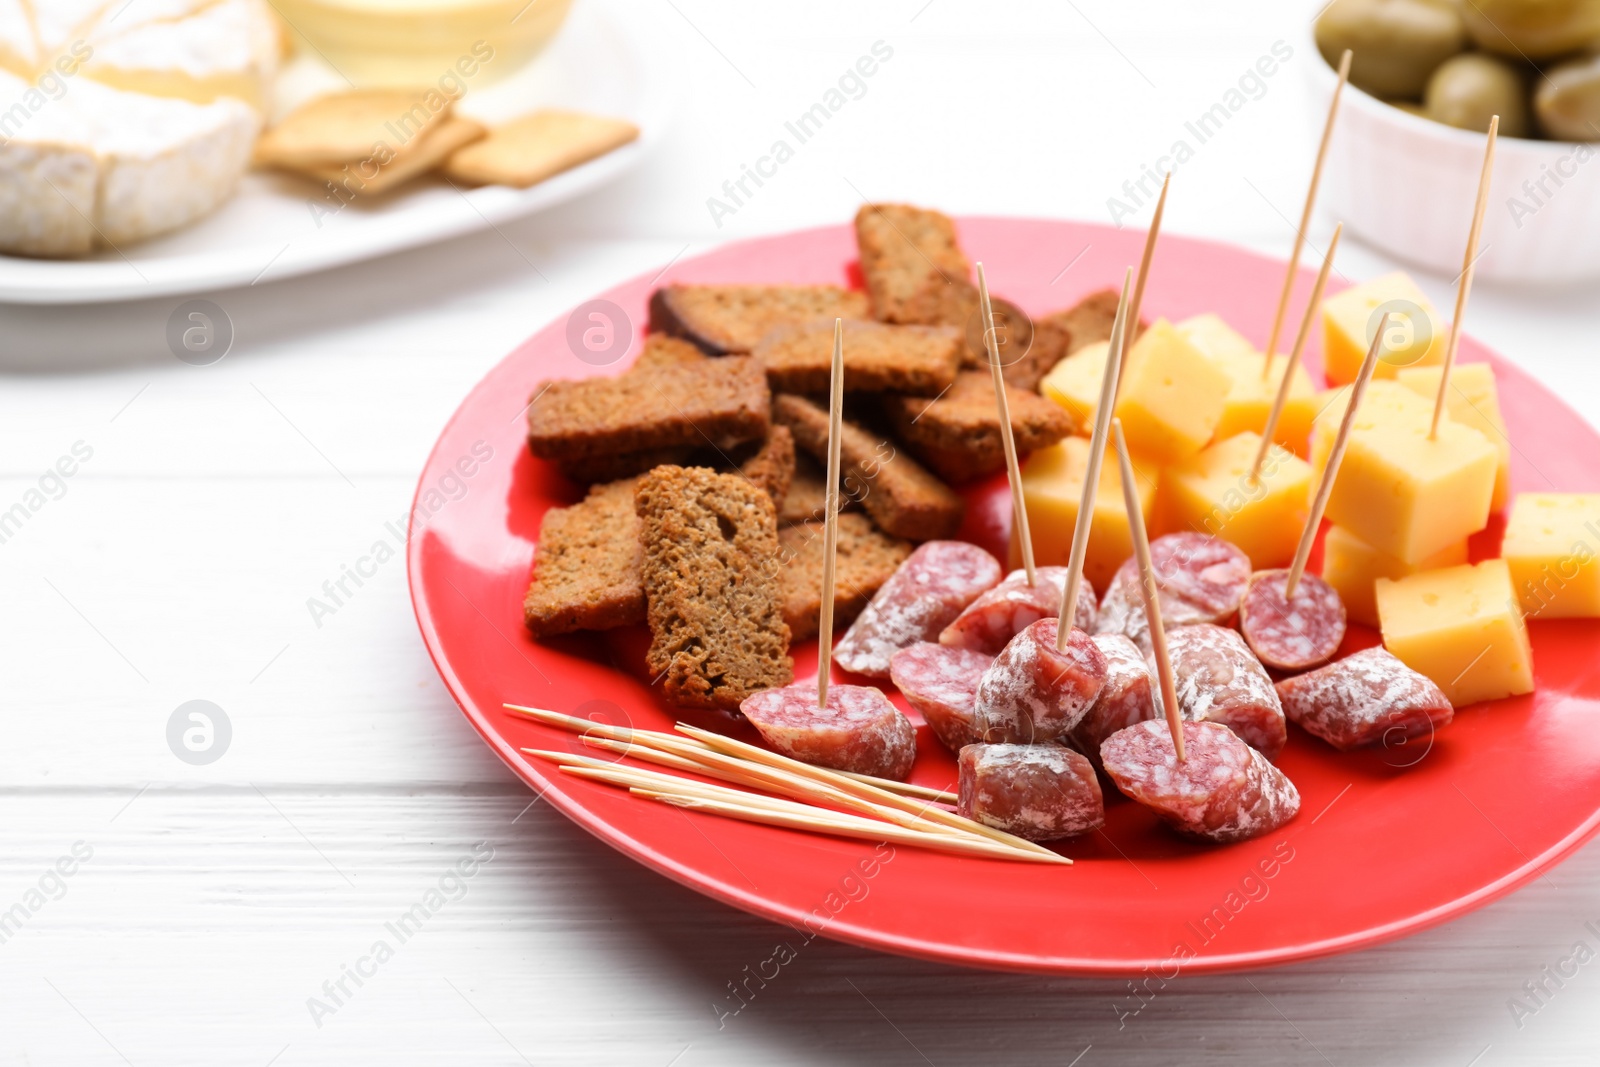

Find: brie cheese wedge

[0,0,278,258]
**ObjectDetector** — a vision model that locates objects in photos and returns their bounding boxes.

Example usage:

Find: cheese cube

[1176,313,1257,361]
[1321,523,1470,628]
[1502,493,1600,618]
[1113,319,1231,464]
[1396,362,1512,512]
[1012,436,1159,592]
[1376,559,1534,706]
[1160,432,1314,568]
[1324,412,1497,564]
[1322,272,1446,384]
[1309,381,1435,479]
[1177,314,1319,456]
[1039,340,1110,435]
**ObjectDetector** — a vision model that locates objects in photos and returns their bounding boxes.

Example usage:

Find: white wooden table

[4,2,1599,1063]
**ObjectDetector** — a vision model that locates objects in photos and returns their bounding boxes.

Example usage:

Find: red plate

[408,218,1600,975]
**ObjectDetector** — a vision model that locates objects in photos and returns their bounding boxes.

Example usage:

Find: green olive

[1425,53,1532,135]
[1536,53,1600,139]
[1462,0,1600,60]
[1316,0,1468,98]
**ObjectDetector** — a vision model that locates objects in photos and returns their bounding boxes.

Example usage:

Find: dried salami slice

[1100,719,1300,843]
[938,566,1098,655]
[1275,646,1454,752]
[834,541,1003,679]
[739,683,916,780]
[888,642,993,755]
[973,618,1107,744]
[958,743,1105,841]
[1239,569,1347,672]
[1067,633,1159,775]
[1166,624,1287,759]
[1095,533,1250,656]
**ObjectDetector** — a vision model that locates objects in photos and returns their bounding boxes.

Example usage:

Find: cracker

[885,370,1073,483]
[855,203,973,325]
[443,109,639,188]
[255,89,454,167]
[303,117,486,195]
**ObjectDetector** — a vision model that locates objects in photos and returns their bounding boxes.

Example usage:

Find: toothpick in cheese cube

[1012,436,1159,593]
[1321,272,1446,384]
[1111,319,1231,464]
[1396,362,1511,512]
[1160,432,1314,569]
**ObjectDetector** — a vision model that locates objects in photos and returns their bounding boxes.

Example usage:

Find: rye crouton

[527,345,769,462]
[778,514,913,640]
[732,425,795,510]
[650,285,871,355]
[855,204,974,325]
[884,370,1074,483]
[755,320,962,396]
[523,478,646,637]
[635,466,793,710]
[780,453,861,526]
[773,393,964,541]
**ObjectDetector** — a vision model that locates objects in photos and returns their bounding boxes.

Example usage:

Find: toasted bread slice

[885,370,1073,483]
[779,453,861,526]
[635,466,793,710]
[855,204,973,325]
[523,478,646,637]
[755,320,962,396]
[778,514,913,641]
[650,285,871,355]
[773,393,964,541]
[732,425,795,510]
[528,348,769,462]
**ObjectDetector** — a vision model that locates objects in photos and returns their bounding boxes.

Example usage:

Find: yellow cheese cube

[1177,314,1319,456]
[1502,493,1600,618]
[1324,412,1497,564]
[1039,340,1110,435]
[1012,436,1159,593]
[1396,362,1512,512]
[1321,523,1470,628]
[1322,272,1446,384]
[1309,381,1435,480]
[1176,313,1257,361]
[1376,559,1534,706]
[1160,432,1314,568]
[1113,319,1231,464]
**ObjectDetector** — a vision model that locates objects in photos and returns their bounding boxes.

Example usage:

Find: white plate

[0,0,674,305]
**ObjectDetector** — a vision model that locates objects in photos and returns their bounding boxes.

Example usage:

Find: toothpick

[1252,222,1344,482]
[1117,170,1169,389]
[977,263,1035,587]
[502,703,951,803]
[642,792,1072,864]
[1113,419,1185,761]
[1262,48,1351,379]
[817,318,846,707]
[1058,267,1133,651]
[675,722,1058,857]
[1286,312,1389,598]
[1431,114,1498,439]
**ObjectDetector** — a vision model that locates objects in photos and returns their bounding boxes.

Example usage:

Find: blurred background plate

[0,0,674,306]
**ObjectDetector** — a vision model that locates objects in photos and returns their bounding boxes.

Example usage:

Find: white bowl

[1304,29,1600,283]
